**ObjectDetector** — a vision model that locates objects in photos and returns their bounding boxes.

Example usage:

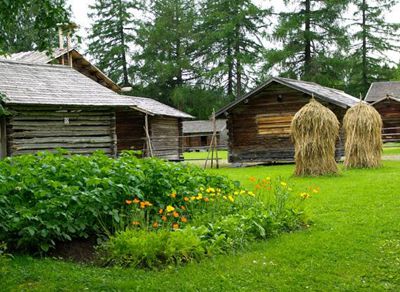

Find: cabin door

[0,118,6,158]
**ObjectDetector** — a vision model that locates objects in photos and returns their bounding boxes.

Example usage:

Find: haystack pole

[291,98,340,176]
[343,100,382,169]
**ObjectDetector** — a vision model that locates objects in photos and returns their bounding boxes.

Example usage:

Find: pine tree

[347,0,400,96]
[134,0,199,102]
[199,0,269,97]
[0,0,70,54]
[87,0,140,87]
[265,0,348,86]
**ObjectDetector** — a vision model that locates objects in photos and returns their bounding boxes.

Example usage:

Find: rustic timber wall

[6,105,116,156]
[227,82,346,163]
[150,116,182,160]
[116,109,146,153]
[373,99,400,141]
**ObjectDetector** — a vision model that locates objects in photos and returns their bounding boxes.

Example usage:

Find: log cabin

[366,82,400,143]
[0,60,192,160]
[182,119,228,151]
[215,77,359,164]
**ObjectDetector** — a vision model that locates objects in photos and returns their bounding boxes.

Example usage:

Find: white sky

[68,0,400,63]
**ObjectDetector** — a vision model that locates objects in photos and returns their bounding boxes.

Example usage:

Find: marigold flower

[161,216,167,222]
[300,192,311,199]
[125,200,132,205]
[181,217,188,223]
[228,195,234,202]
[152,222,159,228]
[204,197,209,202]
[249,176,256,182]
[184,197,189,202]
[132,221,140,226]
[158,209,163,214]
[170,193,177,198]
[133,198,140,204]
[172,223,179,229]
[173,211,179,218]
[180,205,186,210]
[197,193,203,199]
[140,202,146,209]
[255,184,261,190]
[166,205,175,212]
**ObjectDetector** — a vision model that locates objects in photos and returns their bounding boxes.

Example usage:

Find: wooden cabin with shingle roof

[366,82,400,143]
[215,77,359,164]
[0,60,193,160]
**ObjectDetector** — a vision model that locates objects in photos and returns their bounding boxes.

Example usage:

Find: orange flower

[170,193,177,198]
[161,216,167,222]
[249,176,256,182]
[184,197,189,202]
[158,209,164,214]
[133,198,140,204]
[152,222,159,228]
[132,221,140,226]
[172,223,179,229]
[144,201,152,206]
[255,184,261,190]
[204,197,209,202]
[140,202,146,209]
[180,205,186,210]
[173,211,179,218]
[125,200,132,205]
[180,216,188,223]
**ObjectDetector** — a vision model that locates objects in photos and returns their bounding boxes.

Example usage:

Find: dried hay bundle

[291,99,340,176]
[343,102,382,168]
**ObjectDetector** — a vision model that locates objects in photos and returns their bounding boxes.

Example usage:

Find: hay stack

[343,102,382,168]
[291,99,340,176]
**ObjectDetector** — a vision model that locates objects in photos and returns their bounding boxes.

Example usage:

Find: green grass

[383,143,400,156]
[2,162,400,291]
[183,150,228,160]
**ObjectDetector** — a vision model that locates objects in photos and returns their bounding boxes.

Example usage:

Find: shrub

[0,151,238,253]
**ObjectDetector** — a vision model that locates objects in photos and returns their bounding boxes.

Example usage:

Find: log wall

[373,99,400,141]
[116,109,146,153]
[226,82,346,163]
[0,117,6,158]
[5,105,116,156]
[150,116,182,160]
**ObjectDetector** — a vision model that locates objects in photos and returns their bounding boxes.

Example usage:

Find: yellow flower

[312,188,319,193]
[234,191,239,195]
[197,193,203,199]
[170,193,176,198]
[300,192,311,199]
[166,205,175,212]
[191,196,196,201]
[280,182,287,187]
[200,187,204,191]
[228,195,234,202]
[248,191,255,197]
[223,195,227,200]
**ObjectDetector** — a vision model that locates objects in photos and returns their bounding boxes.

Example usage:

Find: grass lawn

[383,143,400,156]
[183,150,228,160]
[2,162,400,291]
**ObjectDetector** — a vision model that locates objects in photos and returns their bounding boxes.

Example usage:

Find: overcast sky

[68,0,400,62]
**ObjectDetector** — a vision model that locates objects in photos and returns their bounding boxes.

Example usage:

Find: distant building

[367,82,400,143]
[182,120,227,151]
[215,77,359,164]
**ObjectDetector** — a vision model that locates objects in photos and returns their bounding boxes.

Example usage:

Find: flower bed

[0,150,311,268]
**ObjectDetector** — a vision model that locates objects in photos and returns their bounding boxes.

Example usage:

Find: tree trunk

[304,0,312,78]
[227,40,234,97]
[361,0,368,94]
[235,24,242,97]
[118,0,129,87]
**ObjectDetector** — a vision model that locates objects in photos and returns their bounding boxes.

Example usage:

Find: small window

[256,114,294,136]
[200,135,208,146]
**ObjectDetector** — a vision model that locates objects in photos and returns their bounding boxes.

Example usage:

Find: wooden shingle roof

[365,81,400,102]
[0,60,193,119]
[216,77,359,117]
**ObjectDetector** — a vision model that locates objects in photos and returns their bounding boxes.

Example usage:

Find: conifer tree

[199,0,269,97]
[87,0,140,86]
[347,0,400,95]
[265,0,348,86]
[134,0,199,101]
